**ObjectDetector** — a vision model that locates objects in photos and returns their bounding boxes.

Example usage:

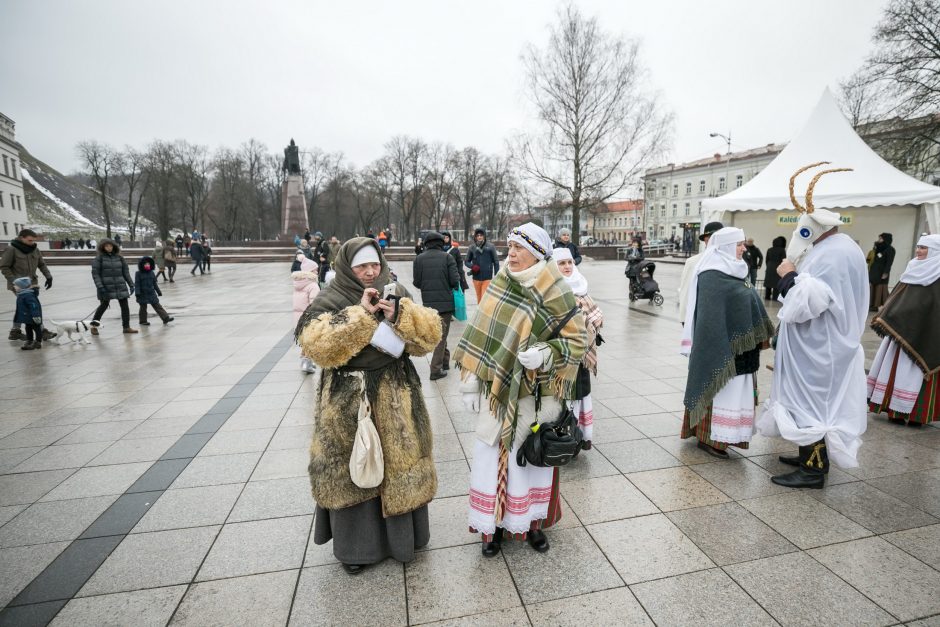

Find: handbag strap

[533,307,580,410]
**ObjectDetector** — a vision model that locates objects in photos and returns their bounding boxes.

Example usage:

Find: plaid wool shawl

[454,262,587,449]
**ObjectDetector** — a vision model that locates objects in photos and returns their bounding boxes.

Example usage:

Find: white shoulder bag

[348,374,384,488]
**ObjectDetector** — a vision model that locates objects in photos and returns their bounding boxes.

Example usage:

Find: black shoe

[482,528,503,557]
[771,467,826,489]
[443,362,450,371]
[429,370,447,381]
[907,420,924,428]
[528,529,550,553]
[41,328,57,341]
[342,563,365,575]
[140,321,151,326]
[581,440,593,451]
[191,270,196,275]
[163,317,174,324]
[20,340,36,351]
[778,454,800,467]
[8,328,24,341]
[697,441,729,459]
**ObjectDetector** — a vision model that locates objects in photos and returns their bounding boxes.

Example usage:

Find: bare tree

[304,147,342,231]
[143,140,179,239]
[384,136,427,239]
[480,157,519,240]
[115,146,149,241]
[512,5,673,244]
[176,141,212,234]
[76,140,121,237]
[423,142,457,231]
[261,154,287,237]
[453,147,488,239]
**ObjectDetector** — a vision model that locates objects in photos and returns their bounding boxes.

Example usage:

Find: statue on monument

[283,139,302,175]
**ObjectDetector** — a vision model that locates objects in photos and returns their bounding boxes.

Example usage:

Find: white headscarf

[680,227,747,355]
[553,247,588,296]
[899,234,940,286]
[508,222,553,261]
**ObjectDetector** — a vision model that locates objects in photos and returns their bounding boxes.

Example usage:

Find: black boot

[527,529,550,553]
[9,328,25,341]
[772,440,828,489]
[482,528,503,558]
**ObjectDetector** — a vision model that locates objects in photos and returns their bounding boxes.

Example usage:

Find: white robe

[677,252,703,322]
[756,233,869,468]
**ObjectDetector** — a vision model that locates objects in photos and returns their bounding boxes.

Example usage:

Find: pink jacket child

[293,257,320,373]
[292,257,320,324]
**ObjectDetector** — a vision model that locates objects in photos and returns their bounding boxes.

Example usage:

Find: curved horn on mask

[789,162,830,213]
[805,168,853,214]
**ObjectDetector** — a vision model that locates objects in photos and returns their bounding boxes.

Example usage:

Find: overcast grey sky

[3,0,888,180]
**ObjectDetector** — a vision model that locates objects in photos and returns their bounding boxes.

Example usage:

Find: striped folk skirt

[868,341,939,424]
[570,395,595,443]
[680,374,757,451]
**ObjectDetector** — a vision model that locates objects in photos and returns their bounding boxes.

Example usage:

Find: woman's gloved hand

[459,373,481,412]
[518,344,551,370]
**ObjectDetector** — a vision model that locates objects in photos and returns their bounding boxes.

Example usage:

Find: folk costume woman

[554,247,603,448]
[680,227,775,458]
[296,237,441,575]
[455,223,587,557]
[868,234,940,427]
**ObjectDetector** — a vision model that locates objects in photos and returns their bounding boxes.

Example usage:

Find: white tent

[702,89,940,284]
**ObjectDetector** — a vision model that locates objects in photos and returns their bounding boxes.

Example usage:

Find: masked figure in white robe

[757,164,869,489]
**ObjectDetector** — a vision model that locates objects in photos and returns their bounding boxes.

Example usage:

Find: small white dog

[49,320,92,345]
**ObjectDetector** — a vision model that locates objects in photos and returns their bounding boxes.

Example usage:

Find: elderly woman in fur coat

[296,237,441,575]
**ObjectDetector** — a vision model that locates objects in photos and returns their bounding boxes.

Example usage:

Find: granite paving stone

[0,504,27,528]
[560,475,658,524]
[421,495,478,551]
[689,458,790,500]
[199,428,275,456]
[39,462,152,501]
[588,514,714,585]
[406,543,521,624]
[196,515,311,580]
[0,447,42,474]
[249,447,309,481]
[627,466,731,511]
[866,470,940,517]
[78,526,220,596]
[882,523,940,570]
[49,586,187,627]
[808,536,940,622]
[631,568,776,626]
[10,441,112,473]
[725,551,895,627]
[595,439,682,474]
[169,451,261,489]
[0,495,117,548]
[54,421,144,445]
[810,480,939,534]
[740,492,873,549]
[290,560,407,626]
[88,436,178,466]
[527,586,653,626]
[0,542,68,606]
[132,483,243,532]
[227,475,315,522]
[173,570,297,626]
[419,607,532,626]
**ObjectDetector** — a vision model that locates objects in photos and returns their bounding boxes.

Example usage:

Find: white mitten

[518,344,551,370]
[462,392,480,413]
[459,373,481,412]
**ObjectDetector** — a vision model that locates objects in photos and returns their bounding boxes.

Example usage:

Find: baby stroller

[625,258,664,306]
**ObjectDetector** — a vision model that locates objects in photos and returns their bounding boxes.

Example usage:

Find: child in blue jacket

[13,277,43,350]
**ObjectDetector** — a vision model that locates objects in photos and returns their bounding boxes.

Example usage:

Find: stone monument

[280,139,310,237]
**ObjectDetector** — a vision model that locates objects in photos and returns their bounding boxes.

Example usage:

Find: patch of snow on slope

[20,167,103,229]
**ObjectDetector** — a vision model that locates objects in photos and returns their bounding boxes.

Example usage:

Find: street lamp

[709,131,731,154]
[709,130,733,196]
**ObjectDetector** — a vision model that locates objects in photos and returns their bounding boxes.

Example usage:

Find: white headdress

[899,234,940,286]
[508,223,553,261]
[553,247,588,295]
[785,162,853,267]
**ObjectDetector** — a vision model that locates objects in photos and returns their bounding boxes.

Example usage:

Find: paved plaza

[1,258,940,626]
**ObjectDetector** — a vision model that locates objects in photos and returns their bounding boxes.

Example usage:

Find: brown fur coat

[300,299,442,517]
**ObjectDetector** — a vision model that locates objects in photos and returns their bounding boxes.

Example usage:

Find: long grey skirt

[313,497,430,565]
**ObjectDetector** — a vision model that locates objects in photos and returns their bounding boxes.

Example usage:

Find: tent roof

[701,89,940,218]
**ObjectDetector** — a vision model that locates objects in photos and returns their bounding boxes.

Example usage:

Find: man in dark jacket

[869,232,896,311]
[743,238,763,287]
[190,239,205,275]
[465,228,500,304]
[414,231,459,380]
[554,228,582,265]
[763,236,787,300]
[1,228,55,341]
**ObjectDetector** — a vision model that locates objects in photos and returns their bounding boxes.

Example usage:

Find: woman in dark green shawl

[679,227,775,458]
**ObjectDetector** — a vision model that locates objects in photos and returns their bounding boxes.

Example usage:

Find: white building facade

[642,143,784,251]
[0,113,29,238]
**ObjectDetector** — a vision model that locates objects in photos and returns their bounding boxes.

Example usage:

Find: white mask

[785,163,852,267]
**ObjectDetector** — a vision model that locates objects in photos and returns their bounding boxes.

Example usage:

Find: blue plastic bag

[453,289,467,321]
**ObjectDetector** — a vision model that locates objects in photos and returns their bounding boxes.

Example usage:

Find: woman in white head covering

[554,247,603,448]
[454,222,587,557]
[867,234,940,427]
[680,227,775,458]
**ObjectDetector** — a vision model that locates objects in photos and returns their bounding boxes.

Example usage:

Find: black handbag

[516,307,584,468]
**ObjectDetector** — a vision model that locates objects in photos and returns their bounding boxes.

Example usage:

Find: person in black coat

[413,231,459,380]
[743,238,763,287]
[441,231,469,292]
[763,236,787,300]
[135,256,174,326]
[190,240,206,275]
[91,238,136,334]
[554,228,582,265]
[869,232,896,311]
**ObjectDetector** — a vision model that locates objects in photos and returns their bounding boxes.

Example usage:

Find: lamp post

[709,130,733,196]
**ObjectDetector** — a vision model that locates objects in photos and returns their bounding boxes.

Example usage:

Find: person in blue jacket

[13,276,43,350]
[465,228,500,304]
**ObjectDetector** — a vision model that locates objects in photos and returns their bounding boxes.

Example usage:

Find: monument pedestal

[281,174,309,237]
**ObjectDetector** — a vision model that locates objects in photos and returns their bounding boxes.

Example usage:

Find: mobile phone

[383,284,397,300]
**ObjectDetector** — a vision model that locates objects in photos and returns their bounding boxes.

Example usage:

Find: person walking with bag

[90,238,137,335]
[465,228,500,304]
[135,257,174,326]
[153,239,167,282]
[295,237,441,575]
[292,257,320,373]
[413,231,459,381]
[163,239,178,283]
[554,247,603,449]
[455,222,587,557]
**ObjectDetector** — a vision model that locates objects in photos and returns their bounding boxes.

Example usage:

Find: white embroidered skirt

[710,374,756,444]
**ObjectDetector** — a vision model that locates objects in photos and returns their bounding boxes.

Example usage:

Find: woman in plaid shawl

[454,223,587,557]
[554,247,603,448]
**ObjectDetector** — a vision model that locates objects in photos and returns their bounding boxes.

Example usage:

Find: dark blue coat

[14,289,42,325]
[135,257,162,305]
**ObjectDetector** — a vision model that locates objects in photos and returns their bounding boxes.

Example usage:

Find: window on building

[2,222,7,236]
[671,203,677,217]
[660,185,666,197]
[0,192,4,208]
[698,201,702,213]
[684,202,690,216]
[672,184,678,197]
[18,195,23,210]
[2,156,7,176]
[719,177,726,191]
[10,159,16,179]
[699,180,705,193]
[736,174,743,188]
[685,182,691,195]
[660,206,666,217]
